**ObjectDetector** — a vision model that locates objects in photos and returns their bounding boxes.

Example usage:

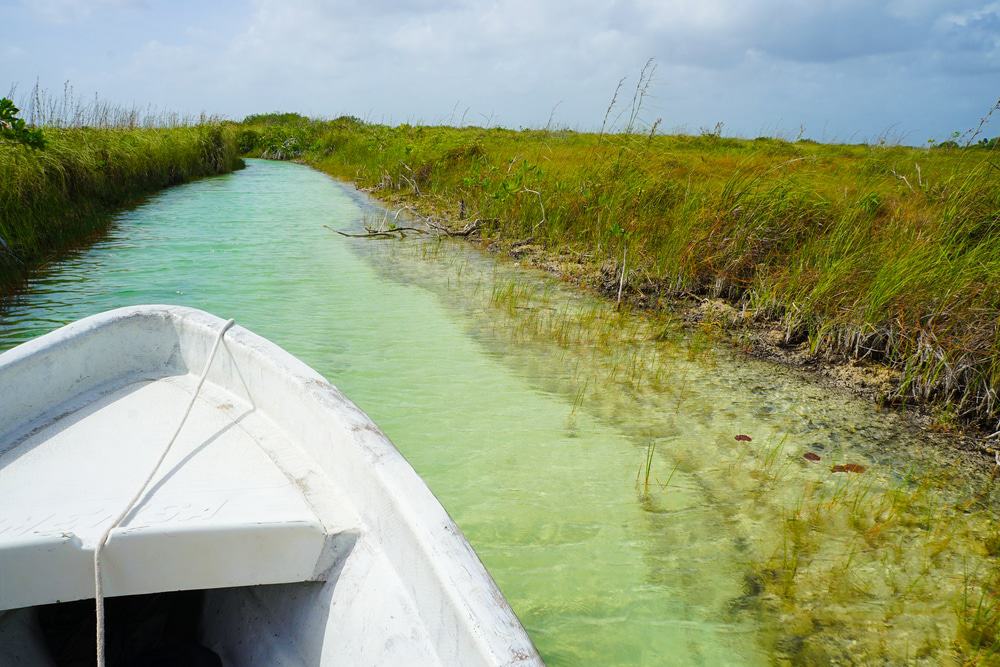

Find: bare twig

[521,188,546,232]
[426,218,486,237]
[891,168,916,194]
[616,245,628,310]
[962,98,1000,148]
[400,163,421,196]
[326,226,397,239]
[323,224,425,239]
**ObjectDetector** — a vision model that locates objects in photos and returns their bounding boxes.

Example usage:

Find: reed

[0,92,243,295]
[637,440,656,494]
[10,81,224,129]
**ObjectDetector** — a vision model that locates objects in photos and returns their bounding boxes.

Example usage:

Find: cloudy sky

[1,0,998,142]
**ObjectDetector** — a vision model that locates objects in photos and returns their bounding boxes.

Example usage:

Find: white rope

[94,318,235,667]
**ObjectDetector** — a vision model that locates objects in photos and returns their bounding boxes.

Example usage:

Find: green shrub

[0,98,45,149]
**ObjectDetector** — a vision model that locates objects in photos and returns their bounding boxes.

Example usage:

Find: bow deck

[0,372,351,612]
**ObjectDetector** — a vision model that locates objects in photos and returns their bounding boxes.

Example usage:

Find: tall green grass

[241,115,1000,429]
[0,123,242,295]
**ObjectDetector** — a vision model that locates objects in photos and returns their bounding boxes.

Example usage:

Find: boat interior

[1,587,263,666]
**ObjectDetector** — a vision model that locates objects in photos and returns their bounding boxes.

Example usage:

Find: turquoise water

[2,160,996,665]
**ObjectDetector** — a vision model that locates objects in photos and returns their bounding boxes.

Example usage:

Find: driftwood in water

[325,205,492,241]
[323,224,425,239]
[396,204,488,237]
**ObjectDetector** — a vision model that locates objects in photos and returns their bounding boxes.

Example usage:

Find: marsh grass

[10,82,222,129]
[0,119,242,295]
[637,440,657,494]
[958,564,1000,664]
[254,113,1000,427]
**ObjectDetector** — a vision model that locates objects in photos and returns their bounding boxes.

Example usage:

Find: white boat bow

[0,305,542,666]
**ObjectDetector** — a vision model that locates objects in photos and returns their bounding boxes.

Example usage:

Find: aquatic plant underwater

[365,233,1000,664]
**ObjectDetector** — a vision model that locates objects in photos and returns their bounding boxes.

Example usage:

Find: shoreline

[323,171,999,470]
[0,126,243,299]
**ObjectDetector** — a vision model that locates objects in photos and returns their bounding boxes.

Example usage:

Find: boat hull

[0,305,541,666]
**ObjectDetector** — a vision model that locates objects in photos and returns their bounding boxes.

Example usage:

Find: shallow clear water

[2,160,997,665]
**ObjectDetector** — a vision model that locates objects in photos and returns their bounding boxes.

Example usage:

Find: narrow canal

[2,159,996,665]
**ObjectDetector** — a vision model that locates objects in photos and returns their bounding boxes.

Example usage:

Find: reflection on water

[2,159,997,665]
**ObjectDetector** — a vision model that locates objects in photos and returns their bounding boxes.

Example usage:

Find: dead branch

[616,245,628,310]
[891,168,916,193]
[520,188,547,233]
[426,218,487,237]
[323,224,426,239]
[400,163,421,196]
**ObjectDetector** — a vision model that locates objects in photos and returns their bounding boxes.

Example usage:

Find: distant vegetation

[240,112,1000,430]
[0,92,242,296]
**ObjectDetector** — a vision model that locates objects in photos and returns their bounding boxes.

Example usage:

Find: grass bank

[0,123,243,295]
[240,115,1000,433]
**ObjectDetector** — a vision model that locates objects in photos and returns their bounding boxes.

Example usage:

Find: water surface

[2,160,996,665]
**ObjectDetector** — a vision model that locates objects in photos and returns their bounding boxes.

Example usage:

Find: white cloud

[4,0,999,140]
[2,44,26,59]
[940,1,1000,26]
[22,0,136,23]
